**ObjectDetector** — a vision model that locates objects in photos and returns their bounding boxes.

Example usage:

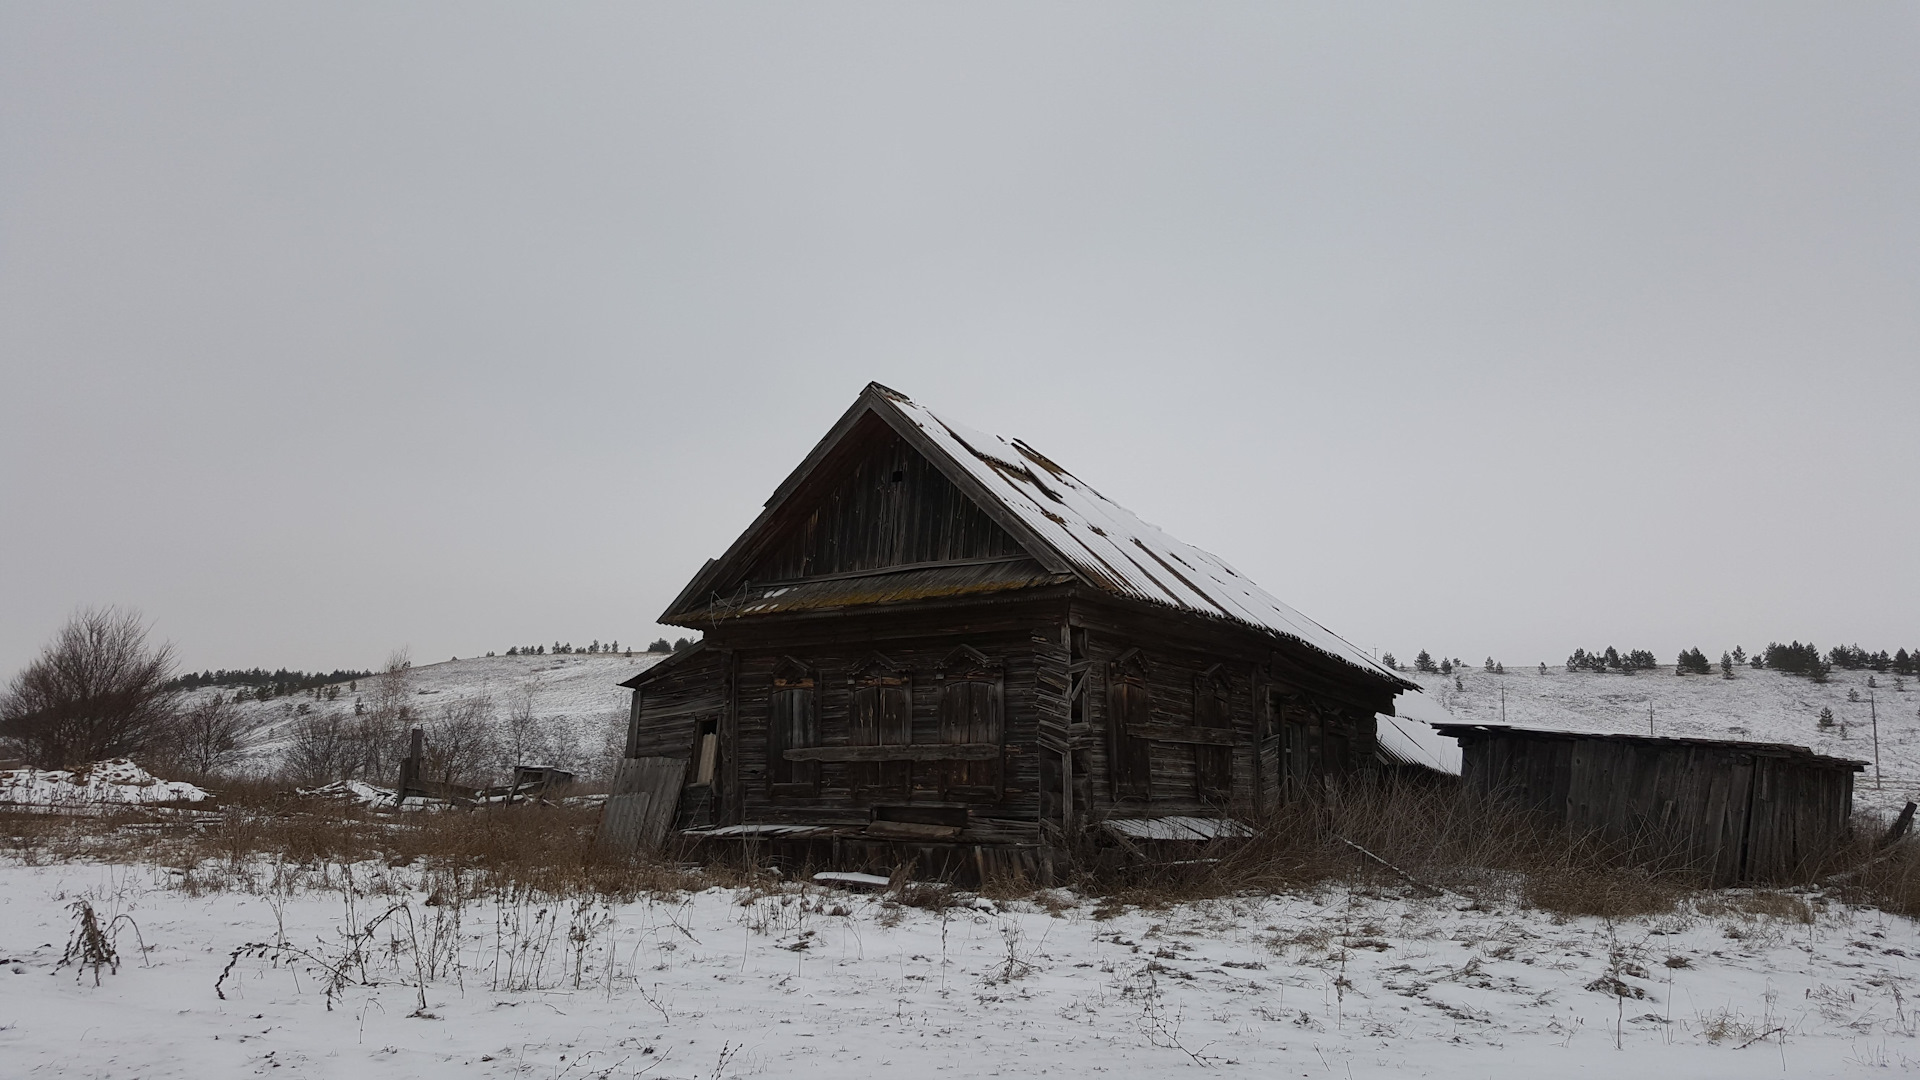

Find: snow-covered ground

[0,759,211,809]
[1398,664,1920,814]
[2,859,1917,1077]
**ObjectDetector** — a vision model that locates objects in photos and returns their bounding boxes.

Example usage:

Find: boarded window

[938,646,1003,801]
[768,659,818,797]
[1108,651,1152,800]
[850,655,912,799]
[1194,668,1233,801]
[1278,701,1321,803]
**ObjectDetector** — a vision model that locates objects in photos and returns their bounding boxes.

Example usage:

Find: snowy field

[1400,664,1920,815]
[2,859,1918,1077]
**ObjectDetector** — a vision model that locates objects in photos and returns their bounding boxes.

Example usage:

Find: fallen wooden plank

[864,819,963,840]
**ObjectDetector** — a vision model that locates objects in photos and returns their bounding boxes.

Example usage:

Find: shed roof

[1433,723,1866,769]
[666,383,1410,689]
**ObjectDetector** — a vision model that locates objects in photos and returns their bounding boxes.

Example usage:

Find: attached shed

[603,382,1417,880]
[1435,724,1864,885]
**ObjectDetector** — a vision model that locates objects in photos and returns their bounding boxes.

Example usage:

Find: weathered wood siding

[1457,729,1857,885]
[628,649,728,760]
[750,425,1025,582]
[731,630,1042,829]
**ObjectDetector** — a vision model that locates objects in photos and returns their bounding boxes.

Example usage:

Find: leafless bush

[425,693,497,787]
[0,607,180,767]
[349,648,416,781]
[158,693,248,776]
[496,682,582,776]
[281,710,359,786]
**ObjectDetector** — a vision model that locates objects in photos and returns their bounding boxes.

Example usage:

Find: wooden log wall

[628,649,728,760]
[1458,730,1856,885]
[624,593,1399,844]
[730,629,1043,831]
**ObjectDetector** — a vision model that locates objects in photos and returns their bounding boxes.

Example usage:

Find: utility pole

[1500,685,1507,725]
[1871,688,1881,789]
[1648,701,1655,737]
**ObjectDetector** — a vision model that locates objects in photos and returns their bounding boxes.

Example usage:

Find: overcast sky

[2,4,1915,677]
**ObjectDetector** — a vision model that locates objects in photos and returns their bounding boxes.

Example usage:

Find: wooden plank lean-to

[598,757,690,854]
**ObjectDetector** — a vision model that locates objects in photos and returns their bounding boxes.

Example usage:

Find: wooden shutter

[1194,667,1233,801]
[768,659,818,797]
[1279,701,1321,803]
[938,646,1003,801]
[850,655,912,799]
[1108,650,1153,800]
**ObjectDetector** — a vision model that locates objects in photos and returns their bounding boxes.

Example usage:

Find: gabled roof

[665,383,1411,688]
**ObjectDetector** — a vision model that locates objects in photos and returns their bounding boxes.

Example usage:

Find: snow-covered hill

[1398,664,1920,814]
[199,652,671,780]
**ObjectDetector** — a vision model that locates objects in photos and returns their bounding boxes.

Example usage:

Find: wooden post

[1871,689,1881,789]
[396,726,424,801]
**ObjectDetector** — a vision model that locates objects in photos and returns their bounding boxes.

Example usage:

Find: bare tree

[497,681,547,773]
[350,648,413,781]
[282,710,358,786]
[426,693,497,787]
[0,607,179,768]
[164,693,248,776]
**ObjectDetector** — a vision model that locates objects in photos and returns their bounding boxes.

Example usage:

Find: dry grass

[10,772,1920,925]
[1075,777,1788,919]
[0,782,745,901]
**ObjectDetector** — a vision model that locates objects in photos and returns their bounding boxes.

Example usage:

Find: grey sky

[2,4,1914,676]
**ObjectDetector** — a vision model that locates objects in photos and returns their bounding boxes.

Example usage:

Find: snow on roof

[1375,712,1464,776]
[877,387,1405,685]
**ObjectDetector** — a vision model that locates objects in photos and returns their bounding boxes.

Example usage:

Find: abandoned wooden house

[1434,723,1864,885]
[603,382,1416,879]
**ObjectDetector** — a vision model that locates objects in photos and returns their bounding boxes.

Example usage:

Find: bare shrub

[0,607,179,767]
[424,694,497,788]
[282,710,359,786]
[159,693,248,776]
[349,649,415,781]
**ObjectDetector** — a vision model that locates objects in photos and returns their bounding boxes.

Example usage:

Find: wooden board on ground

[597,757,688,854]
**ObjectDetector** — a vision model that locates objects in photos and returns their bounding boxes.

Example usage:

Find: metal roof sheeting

[875,387,1404,685]
[1374,712,1464,775]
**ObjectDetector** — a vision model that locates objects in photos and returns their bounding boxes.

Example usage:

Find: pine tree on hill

[1415,650,1437,673]
[1439,658,1453,675]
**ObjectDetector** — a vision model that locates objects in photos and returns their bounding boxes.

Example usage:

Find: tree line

[165,667,373,697]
